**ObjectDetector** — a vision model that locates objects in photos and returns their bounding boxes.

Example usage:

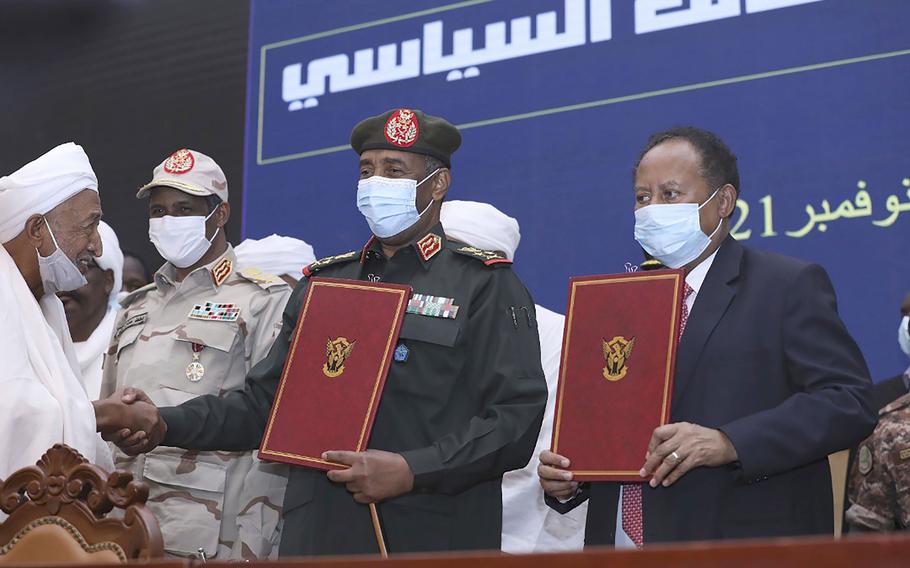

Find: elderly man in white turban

[235,233,316,286]
[0,142,114,477]
[440,200,587,553]
[59,221,124,400]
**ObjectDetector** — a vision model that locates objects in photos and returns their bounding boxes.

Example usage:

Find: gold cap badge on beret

[351,108,462,167]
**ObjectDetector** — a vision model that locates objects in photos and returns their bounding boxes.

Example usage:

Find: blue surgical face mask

[38,217,88,296]
[356,169,439,238]
[633,187,724,269]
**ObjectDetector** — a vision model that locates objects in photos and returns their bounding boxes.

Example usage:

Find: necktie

[620,282,695,548]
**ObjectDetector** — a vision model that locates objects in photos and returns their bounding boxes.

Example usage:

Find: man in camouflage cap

[98,149,291,559]
[100,110,548,556]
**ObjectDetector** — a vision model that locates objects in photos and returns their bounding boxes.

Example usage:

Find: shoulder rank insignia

[303,250,358,278]
[416,233,442,261]
[858,445,873,475]
[189,302,240,322]
[900,448,910,461]
[407,293,459,319]
[453,245,512,267]
[212,258,233,287]
[238,267,287,289]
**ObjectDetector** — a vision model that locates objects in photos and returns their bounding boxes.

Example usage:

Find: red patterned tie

[678,283,694,339]
[621,283,694,548]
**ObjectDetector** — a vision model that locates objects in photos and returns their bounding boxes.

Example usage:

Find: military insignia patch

[602,336,636,382]
[858,445,873,475]
[188,302,240,322]
[899,448,910,461]
[384,108,419,147]
[115,313,148,339]
[324,337,356,378]
[416,233,442,261]
[407,294,459,319]
[394,343,410,363]
[212,258,233,287]
[163,148,195,174]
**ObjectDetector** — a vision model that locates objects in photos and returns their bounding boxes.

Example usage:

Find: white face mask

[356,170,439,238]
[633,188,724,269]
[899,315,910,357]
[148,208,219,269]
[37,217,88,296]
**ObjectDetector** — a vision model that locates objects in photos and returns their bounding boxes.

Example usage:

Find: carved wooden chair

[0,444,163,564]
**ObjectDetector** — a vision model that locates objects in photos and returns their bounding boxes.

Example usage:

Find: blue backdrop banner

[243,0,910,380]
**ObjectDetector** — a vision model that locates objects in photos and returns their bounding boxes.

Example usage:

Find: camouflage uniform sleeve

[99,310,128,399]
[846,425,898,532]
[233,285,292,560]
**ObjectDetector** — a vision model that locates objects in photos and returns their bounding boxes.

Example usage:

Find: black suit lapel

[672,237,743,408]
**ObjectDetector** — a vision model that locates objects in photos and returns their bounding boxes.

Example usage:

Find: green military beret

[350,108,462,167]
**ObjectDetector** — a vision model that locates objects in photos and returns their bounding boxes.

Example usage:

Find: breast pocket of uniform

[390,315,462,399]
[169,319,240,396]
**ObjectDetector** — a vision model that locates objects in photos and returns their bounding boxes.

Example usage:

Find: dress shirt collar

[685,247,720,296]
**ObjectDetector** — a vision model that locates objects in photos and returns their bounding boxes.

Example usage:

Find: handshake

[93,389,168,455]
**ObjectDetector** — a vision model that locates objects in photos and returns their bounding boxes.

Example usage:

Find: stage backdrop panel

[243,0,910,380]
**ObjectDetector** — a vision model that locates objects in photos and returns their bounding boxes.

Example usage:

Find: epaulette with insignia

[303,250,359,278]
[238,268,288,290]
[119,282,157,308]
[451,245,512,267]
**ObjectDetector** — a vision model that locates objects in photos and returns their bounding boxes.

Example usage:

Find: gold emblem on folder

[603,336,636,382]
[323,337,356,378]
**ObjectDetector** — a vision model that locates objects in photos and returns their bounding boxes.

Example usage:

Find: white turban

[235,234,317,279]
[95,221,124,306]
[441,200,521,260]
[0,142,99,244]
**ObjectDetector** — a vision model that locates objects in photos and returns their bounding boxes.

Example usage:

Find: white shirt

[613,249,719,547]
[502,305,587,553]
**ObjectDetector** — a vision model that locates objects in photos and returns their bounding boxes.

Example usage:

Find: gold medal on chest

[186,342,205,382]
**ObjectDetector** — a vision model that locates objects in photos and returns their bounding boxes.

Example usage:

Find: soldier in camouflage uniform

[846,392,910,531]
[100,149,291,559]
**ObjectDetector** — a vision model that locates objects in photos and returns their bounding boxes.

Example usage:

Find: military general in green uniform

[97,109,548,556]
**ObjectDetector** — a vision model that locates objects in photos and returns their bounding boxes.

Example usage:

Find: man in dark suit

[539,126,877,546]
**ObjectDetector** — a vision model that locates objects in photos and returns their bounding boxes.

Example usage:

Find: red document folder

[550,269,685,481]
[259,277,411,470]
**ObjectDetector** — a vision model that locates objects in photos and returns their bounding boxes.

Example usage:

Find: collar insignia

[416,233,442,262]
[212,258,232,287]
